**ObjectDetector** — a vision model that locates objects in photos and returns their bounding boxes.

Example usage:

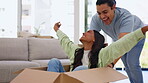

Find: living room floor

[112,70,148,83]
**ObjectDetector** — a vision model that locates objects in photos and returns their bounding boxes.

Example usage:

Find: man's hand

[141,26,148,35]
[54,22,61,32]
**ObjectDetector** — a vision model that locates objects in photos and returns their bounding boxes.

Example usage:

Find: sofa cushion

[0,38,28,60]
[29,38,68,60]
[0,61,40,82]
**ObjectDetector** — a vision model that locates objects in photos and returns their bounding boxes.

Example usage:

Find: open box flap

[65,67,128,83]
[11,68,60,83]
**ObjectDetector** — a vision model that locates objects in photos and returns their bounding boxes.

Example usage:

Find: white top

[82,50,90,67]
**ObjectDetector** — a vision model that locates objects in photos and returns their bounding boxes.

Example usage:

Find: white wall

[116,0,148,24]
[0,0,18,38]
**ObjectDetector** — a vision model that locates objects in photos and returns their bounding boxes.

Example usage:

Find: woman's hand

[107,62,114,68]
[54,22,61,32]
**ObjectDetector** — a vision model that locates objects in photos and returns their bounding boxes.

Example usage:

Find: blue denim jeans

[47,58,88,72]
[121,38,145,83]
[47,58,65,72]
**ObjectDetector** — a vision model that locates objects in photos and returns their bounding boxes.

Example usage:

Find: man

[89,0,145,83]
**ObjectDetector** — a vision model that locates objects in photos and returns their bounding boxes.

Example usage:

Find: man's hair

[72,30,105,70]
[96,0,116,7]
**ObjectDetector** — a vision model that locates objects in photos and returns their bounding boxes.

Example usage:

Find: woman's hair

[72,30,105,70]
[96,0,116,7]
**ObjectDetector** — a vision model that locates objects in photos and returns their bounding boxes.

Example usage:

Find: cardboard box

[11,67,127,83]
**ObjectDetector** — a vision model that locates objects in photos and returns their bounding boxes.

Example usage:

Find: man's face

[80,30,95,43]
[96,3,115,25]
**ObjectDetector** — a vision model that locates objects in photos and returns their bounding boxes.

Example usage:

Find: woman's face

[80,30,95,43]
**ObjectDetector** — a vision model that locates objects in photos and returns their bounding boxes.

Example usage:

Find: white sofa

[0,38,70,83]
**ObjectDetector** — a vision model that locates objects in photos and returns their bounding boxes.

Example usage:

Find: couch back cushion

[29,38,68,60]
[0,38,28,60]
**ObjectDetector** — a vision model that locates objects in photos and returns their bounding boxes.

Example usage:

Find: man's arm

[118,33,130,39]
[141,26,148,34]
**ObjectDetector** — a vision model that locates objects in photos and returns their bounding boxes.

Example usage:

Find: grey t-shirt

[90,7,144,41]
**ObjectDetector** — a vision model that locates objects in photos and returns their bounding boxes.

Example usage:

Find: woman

[47,22,148,72]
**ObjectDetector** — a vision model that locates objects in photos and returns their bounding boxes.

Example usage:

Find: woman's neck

[83,42,93,50]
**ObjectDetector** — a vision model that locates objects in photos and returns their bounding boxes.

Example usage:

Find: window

[0,0,18,38]
[22,0,85,44]
[22,0,75,41]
